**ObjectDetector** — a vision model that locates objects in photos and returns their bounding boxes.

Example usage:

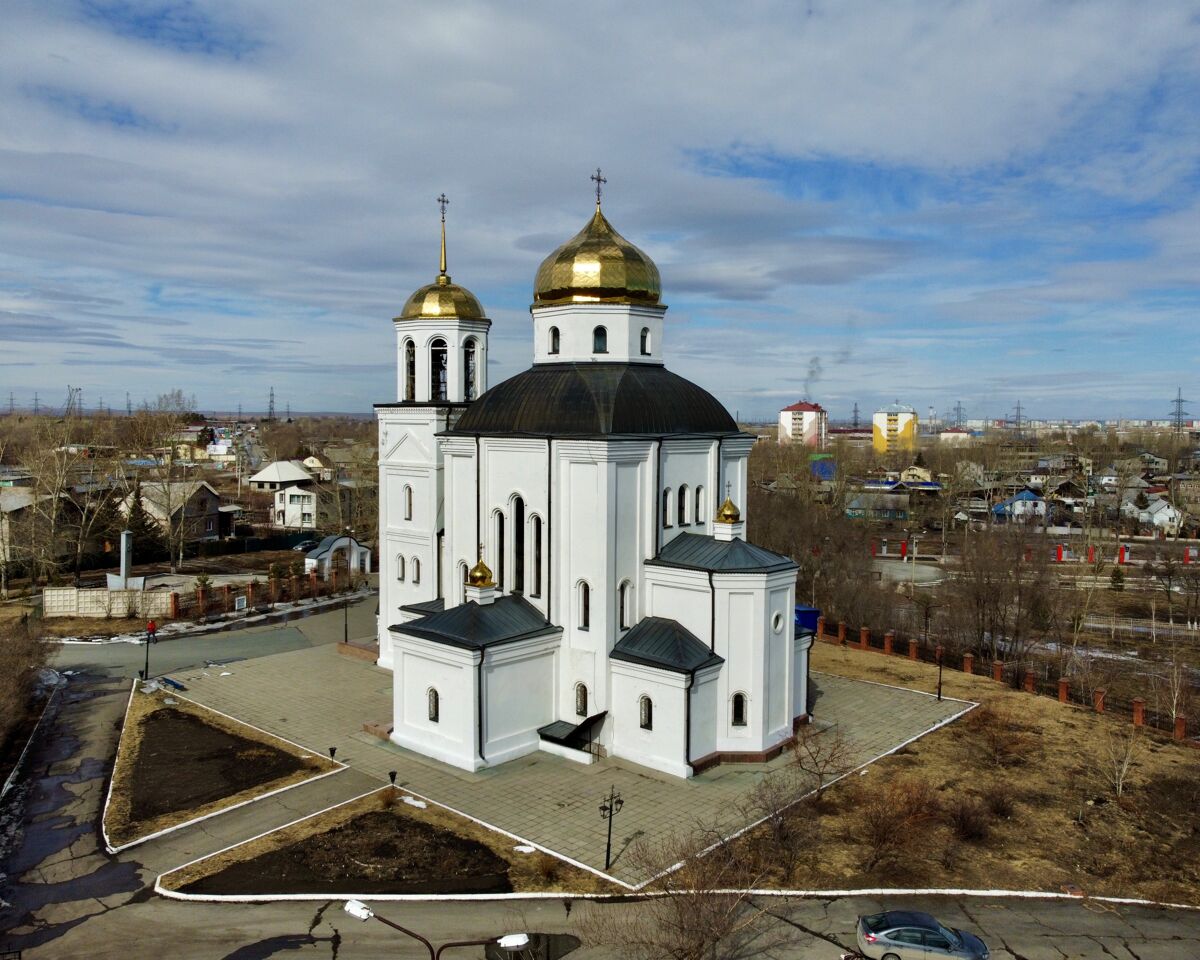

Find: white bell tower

[376,195,490,669]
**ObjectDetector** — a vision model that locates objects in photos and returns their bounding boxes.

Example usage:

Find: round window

[772,612,785,634]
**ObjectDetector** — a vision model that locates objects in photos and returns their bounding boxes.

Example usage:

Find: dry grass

[159,786,615,895]
[104,687,339,847]
[760,643,1200,903]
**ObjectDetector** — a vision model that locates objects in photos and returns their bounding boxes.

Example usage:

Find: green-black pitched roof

[390,594,558,650]
[611,617,724,675]
[647,532,796,574]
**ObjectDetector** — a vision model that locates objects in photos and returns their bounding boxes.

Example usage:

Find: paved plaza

[172,643,972,885]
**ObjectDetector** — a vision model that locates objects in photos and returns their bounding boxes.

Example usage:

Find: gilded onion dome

[397,194,486,321]
[533,207,662,306]
[715,496,742,524]
[467,557,495,587]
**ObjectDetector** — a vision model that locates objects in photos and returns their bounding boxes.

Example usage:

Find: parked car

[292,540,318,552]
[857,911,989,960]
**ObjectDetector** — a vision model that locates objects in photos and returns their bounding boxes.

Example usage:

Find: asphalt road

[3,604,1197,959]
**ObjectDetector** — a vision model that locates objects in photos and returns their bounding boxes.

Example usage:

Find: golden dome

[715,496,742,524]
[533,207,662,306]
[467,558,495,587]
[398,273,486,321]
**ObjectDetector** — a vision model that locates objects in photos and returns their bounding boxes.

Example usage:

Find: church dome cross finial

[591,167,606,210]
[437,193,450,282]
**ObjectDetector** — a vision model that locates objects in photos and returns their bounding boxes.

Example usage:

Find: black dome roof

[451,363,738,437]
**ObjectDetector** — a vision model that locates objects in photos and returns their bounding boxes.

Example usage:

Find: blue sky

[2,1,1199,421]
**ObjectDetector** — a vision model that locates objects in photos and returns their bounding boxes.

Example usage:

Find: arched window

[427,687,440,723]
[592,325,607,354]
[732,692,747,727]
[640,327,650,355]
[396,555,405,582]
[578,581,590,630]
[548,326,560,355]
[530,516,543,597]
[662,488,673,528]
[618,580,631,630]
[411,557,421,585]
[512,496,525,593]
[495,511,506,591]
[678,484,689,526]
[639,695,653,730]
[430,337,448,401]
[403,485,413,521]
[459,562,468,602]
[463,338,478,402]
[575,682,588,718]
[695,486,705,524]
[404,339,416,401]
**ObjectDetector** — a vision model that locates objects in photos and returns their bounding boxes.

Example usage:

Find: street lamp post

[343,527,353,644]
[599,784,624,872]
[342,901,529,959]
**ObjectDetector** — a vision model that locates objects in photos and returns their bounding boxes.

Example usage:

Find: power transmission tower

[1008,399,1024,440]
[237,402,243,422]
[267,386,276,423]
[954,400,965,429]
[33,392,40,416]
[7,392,13,415]
[63,385,81,418]
[285,401,291,421]
[1170,388,1189,442]
[126,392,132,416]
[851,402,860,429]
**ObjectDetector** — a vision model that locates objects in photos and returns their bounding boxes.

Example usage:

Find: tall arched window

[512,496,525,593]
[411,557,421,584]
[403,485,413,521]
[618,580,631,630]
[678,484,689,526]
[695,486,705,524]
[430,337,448,401]
[495,511,506,591]
[530,516,543,597]
[640,327,650,355]
[662,488,673,528]
[396,555,405,582]
[639,695,653,730]
[463,338,478,401]
[427,687,440,723]
[575,682,588,718]
[732,692,747,727]
[548,326,560,355]
[404,339,416,401]
[459,562,468,602]
[592,326,608,354]
[578,581,590,630]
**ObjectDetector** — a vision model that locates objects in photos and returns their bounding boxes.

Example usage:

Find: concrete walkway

[176,645,970,885]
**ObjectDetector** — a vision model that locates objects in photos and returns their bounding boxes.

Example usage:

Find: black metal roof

[611,617,724,674]
[450,362,739,437]
[647,532,797,574]
[400,597,445,615]
[390,594,559,650]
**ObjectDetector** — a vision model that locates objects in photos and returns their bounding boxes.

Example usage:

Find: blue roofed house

[993,488,1046,523]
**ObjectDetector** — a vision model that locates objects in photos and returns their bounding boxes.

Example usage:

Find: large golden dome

[398,273,486,321]
[533,207,662,306]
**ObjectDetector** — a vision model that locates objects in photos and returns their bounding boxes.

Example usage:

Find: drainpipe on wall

[684,671,694,774]
[476,647,487,764]
[707,571,716,652]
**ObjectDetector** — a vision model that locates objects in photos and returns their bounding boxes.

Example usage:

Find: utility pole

[598,784,624,871]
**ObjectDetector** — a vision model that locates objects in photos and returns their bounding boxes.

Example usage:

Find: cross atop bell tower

[590,168,606,209]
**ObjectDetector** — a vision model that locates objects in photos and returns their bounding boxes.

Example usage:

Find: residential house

[248,460,314,492]
[992,488,1046,523]
[1121,496,1184,536]
[122,480,223,542]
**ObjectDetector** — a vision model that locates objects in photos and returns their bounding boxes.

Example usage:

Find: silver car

[857,910,989,960]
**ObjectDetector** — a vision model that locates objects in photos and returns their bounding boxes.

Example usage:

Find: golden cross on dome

[590,168,606,208]
[437,193,449,220]
[437,193,449,276]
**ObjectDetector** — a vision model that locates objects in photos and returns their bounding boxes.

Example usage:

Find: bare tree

[856,776,940,870]
[791,722,853,799]
[1096,725,1144,799]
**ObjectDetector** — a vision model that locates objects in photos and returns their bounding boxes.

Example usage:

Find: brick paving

[176,645,971,885]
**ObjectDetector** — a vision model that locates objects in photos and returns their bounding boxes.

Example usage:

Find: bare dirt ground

[742,642,1200,904]
[104,687,338,847]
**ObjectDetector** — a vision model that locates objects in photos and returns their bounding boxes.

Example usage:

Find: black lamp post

[342,901,529,958]
[343,527,353,644]
[599,784,624,871]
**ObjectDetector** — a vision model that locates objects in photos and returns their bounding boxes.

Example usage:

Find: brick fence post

[816,615,825,641]
[1175,715,1187,741]
[859,626,870,651]
[962,652,974,674]
[907,638,918,660]
[1093,688,1106,713]
[992,660,1004,683]
[1024,671,1035,693]
[246,581,256,609]
[196,588,207,618]
[1058,677,1070,703]
[290,575,300,603]
[837,621,847,645]
[1132,697,1145,727]
[883,630,894,656]
[308,570,318,597]
[222,583,232,613]
[169,592,179,619]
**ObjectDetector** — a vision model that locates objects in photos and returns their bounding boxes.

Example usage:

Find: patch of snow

[163,697,177,705]
[402,796,427,809]
[513,844,536,854]
[219,671,232,677]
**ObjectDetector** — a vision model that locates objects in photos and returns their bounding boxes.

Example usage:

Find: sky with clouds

[2,1,1199,422]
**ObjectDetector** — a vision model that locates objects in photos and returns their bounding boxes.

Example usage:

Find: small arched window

[427,687,440,723]
[695,485,705,525]
[592,326,608,354]
[548,326,560,355]
[430,337,448,401]
[575,682,588,718]
[640,327,650,355]
[396,555,405,582]
[404,339,416,401]
[618,580,631,630]
[662,488,673,528]
[678,484,689,526]
[732,692,747,727]
[639,695,653,730]
[412,557,421,585]
[578,582,590,630]
[463,338,478,402]
[403,485,413,521]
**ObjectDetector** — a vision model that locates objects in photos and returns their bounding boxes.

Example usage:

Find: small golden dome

[715,496,741,524]
[467,558,495,587]
[533,208,662,306]
[398,273,486,321]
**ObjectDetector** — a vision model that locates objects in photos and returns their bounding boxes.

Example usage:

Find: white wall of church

[793,632,814,719]
[391,636,478,770]
[480,634,559,766]
[644,566,713,646]
[610,661,691,779]
[531,303,665,365]
[688,665,721,764]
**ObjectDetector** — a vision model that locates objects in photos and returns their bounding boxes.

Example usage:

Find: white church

[375,187,813,779]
